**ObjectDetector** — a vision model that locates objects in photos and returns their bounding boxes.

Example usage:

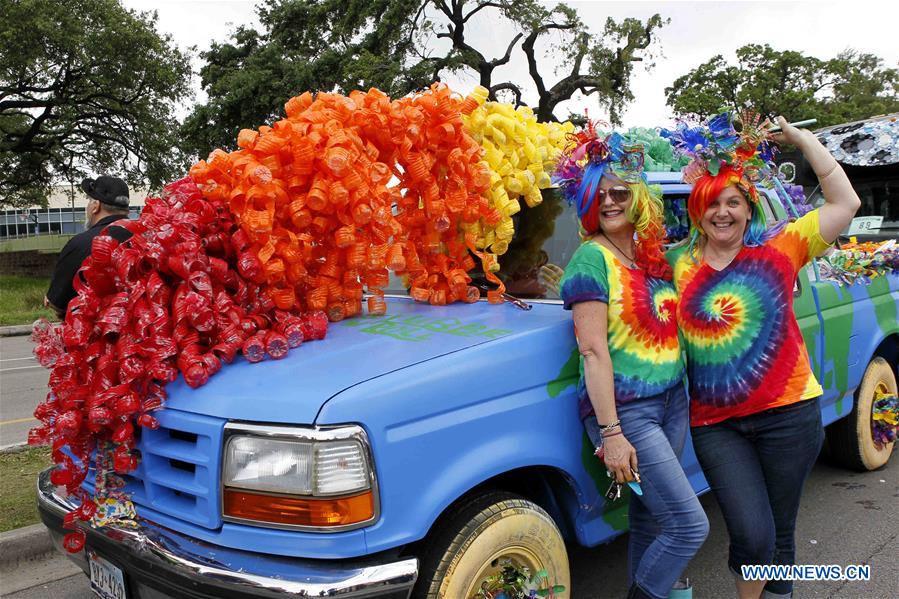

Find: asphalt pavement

[0,335,47,449]
[2,450,896,598]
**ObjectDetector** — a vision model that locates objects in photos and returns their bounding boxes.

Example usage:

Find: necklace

[600,233,636,268]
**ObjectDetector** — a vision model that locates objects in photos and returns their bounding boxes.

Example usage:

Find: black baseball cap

[81,176,130,208]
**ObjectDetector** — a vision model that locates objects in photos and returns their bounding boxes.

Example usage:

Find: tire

[826,356,897,471]
[414,491,570,599]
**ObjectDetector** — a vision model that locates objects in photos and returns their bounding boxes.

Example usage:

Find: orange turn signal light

[223,488,375,527]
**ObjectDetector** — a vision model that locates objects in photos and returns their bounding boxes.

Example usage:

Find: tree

[665,44,899,127]
[181,0,666,156]
[0,0,192,208]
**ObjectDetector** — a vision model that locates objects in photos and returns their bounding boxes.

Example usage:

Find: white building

[1,185,147,238]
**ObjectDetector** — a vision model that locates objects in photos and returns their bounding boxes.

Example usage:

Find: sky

[122,0,899,129]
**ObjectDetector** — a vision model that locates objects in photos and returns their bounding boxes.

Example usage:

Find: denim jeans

[691,397,824,598]
[601,383,709,599]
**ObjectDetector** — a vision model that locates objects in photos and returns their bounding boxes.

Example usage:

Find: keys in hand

[605,480,622,501]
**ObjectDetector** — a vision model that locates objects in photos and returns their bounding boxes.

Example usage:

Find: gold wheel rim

[464,546,545,597]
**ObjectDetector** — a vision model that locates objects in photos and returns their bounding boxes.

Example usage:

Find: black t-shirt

[46,215,133,314]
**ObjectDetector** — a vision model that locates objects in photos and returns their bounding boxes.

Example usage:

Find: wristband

[602,430,623,439]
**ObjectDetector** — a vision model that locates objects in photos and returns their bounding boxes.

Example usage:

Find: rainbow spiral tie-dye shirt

[560,240,684,419]
[670,209,832,427]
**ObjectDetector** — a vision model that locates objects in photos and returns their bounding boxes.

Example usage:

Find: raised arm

[571,300,638,483]
[774,116,861,243]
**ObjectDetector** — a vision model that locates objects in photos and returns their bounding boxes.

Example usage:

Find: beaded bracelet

[599,419,621,431]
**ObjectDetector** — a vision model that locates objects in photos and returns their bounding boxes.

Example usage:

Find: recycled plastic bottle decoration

[817,240,899,286]
[30,178,329,552]
[872,389,899,446]
[193,84,481,310]
[458,86,572,257]
[32,83,580,553]
[189,83,571,309]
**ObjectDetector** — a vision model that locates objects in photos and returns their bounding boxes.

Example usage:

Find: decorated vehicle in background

[796,112,899,240]
[34,94,898,599]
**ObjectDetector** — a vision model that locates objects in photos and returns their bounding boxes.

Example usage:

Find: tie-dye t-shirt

[560,240,684,419]
[670,209,832,427]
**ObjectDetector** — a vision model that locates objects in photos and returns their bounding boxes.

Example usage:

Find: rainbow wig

[685,165,778,259]
[661,111,787,260]
[554,126,671,279]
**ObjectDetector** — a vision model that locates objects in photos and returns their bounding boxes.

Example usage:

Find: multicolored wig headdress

[661,111,787,253]
[552,120,647,220]
[661,110,777,186]
[552,120,672,279]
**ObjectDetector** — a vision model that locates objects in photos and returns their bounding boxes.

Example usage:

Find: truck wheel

[415,491,570,599]
[826,357,897,471]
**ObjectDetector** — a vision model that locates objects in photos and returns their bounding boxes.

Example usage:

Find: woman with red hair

[666,114,860,599]
[555,128,708,599]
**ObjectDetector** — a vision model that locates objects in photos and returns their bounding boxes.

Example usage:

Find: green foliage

[181,0,666,157]
[0,274,54,325]
[665,44,899,126]
[0,0,192,209]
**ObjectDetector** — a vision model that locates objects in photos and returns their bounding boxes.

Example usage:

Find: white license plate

[88,550,128,599]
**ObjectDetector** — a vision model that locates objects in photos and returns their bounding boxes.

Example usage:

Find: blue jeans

[610,383,709,599]
[691,397,824,598]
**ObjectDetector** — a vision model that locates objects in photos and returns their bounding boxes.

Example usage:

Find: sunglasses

[597,186,631,203]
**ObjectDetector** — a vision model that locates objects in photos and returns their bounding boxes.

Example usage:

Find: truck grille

[86,409,224,529]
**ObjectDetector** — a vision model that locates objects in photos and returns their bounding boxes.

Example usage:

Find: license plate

[88,550,128,599]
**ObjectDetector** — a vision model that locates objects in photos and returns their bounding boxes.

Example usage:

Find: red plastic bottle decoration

[303,311,329,340]
[113,448,137,474]
[87,406,113,432]
[265,331,289,359]
[56,410,82,440]
[242,334,266,363]
[50,466,73,486]
[279,319,305,348]
[63,530,86,554]
[137,413,160,430]
[111,421,134,444]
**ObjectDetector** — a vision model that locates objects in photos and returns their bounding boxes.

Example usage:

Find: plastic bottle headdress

[660,110,777,190]
[551,119,646,217]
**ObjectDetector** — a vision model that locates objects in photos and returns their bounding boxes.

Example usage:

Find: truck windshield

[385,190,695,300]
[385,193,582,300]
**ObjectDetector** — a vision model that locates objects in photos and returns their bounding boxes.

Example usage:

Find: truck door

[758,192,830,417]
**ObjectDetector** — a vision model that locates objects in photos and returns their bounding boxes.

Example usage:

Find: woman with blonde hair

[554,125,708,599]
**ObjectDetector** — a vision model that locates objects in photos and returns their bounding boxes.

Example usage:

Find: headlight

[224,437,314,494]
[221,424,378,531]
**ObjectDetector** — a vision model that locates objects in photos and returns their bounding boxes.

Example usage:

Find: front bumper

[37,468,417,598]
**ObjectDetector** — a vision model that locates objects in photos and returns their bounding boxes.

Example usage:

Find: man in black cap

[45,176,134,318]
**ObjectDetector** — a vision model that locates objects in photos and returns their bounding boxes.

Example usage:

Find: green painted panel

[548,348,579,398]
[816,282,855,394]
[867,276,899,336]
[580,431,629,531]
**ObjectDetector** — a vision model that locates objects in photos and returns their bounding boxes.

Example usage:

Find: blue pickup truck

[38,172,898,598]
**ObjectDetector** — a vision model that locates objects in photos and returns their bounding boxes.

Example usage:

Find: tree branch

[490,82,525,106]
[521,23,576,98]
[569,33,588,78]
[0,99,55,110]
[488,32,522,68]
[463,2,504,23]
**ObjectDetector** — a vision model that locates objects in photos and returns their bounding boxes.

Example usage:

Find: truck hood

[163,297,567,423]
